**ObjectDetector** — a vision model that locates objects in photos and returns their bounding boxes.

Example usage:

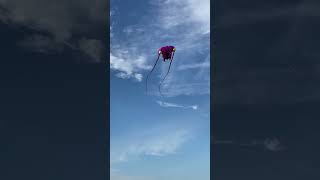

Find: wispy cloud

[151,0,210,96]
[111,127,193,164]
[154,0,209,33]
[110,0,210,97]
[156,100,198,110]
[160,82,210,97]
[111,170,153,180]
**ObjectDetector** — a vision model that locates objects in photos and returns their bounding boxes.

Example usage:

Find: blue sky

[110,0,210,179]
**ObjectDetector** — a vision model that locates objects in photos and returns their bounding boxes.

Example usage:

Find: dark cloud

[17,34,63,53]
[78,38,105,63]
[216,1,320,28]
[213,1,320,179]
[263,138,285,152]
[214,0,320,105]
[0,0,107,63]
[213,138,285,152]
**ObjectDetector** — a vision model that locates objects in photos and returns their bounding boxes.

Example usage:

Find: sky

[1,0,320,179]
[110,0,210,180]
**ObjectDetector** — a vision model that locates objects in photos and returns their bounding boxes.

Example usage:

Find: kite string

[145,54,160,94]
[159,59,173,97]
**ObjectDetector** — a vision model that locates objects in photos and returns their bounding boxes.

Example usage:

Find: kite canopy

[159,46,176,60]
[146,45,176,96]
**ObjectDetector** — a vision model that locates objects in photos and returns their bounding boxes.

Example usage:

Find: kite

[145,45,176,96]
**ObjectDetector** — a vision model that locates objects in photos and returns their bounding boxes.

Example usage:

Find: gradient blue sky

[110,0,210,179]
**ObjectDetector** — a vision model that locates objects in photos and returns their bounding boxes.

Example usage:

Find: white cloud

[110,9,115,39]
[111,127,192,164]
[115,72,131,79]
[141,129,190,156]
[157,101,183,108]
[115,72,143,82]
[177,62,210,71]
[134,73,143,82]
[111,53,134,75]
[191,105,198,110]
[156,100,198,110]
[110,52,151,81]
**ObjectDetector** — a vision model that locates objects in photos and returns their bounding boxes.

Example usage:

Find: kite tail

[145,54,160,94]
[159,59,173,97]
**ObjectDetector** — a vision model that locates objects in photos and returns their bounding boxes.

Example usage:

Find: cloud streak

[156,100,198,110]
[177,62,210,71]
